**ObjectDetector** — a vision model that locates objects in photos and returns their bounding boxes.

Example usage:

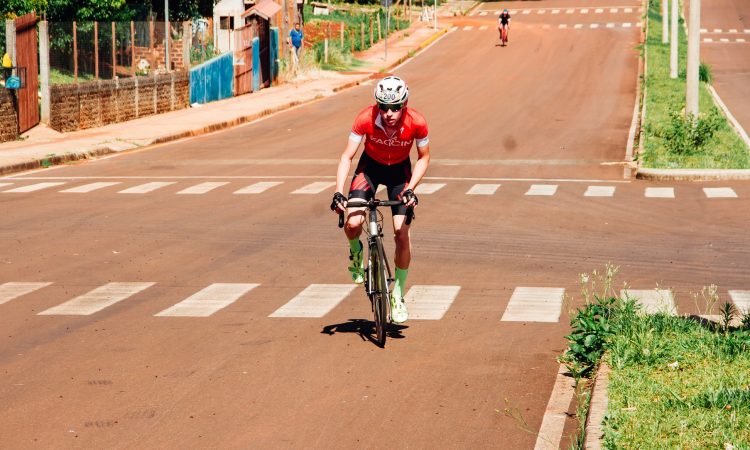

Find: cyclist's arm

[335,136,361,195]
[407,142,430,194]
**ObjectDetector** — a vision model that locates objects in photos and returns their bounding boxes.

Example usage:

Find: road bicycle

[337,199,413,347]
[499,25,509,46]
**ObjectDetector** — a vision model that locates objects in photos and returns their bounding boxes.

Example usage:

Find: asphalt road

[1,1,749,448]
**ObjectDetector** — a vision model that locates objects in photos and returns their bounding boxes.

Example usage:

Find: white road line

[552,9,560,14]
[581,8,589,14]
[466,183,501,195]
[451,26,458,32]
[542,24,551,29]
[574,24,583,29]
[714,28,722,33]
[624,7,633,12]
[537,10,546,14]
[177,182,229,194]
[60,182,122,193]
[479,11,487,16]
[291,181,336,194]
[645,187,675,198]
[0,282,52,305]
[595,8,603,13]
[584,186,616,197]
[269,284,356,318]
[154,283,259,317]
[405,285,461,320]
[720,38,730,42]
[623,22,632,28]
[729,290,750,313]
[522,9,530,14]
[566,9,574,14]
[525,184,558,196]
[534,364,577,450]
[509,10,517,14]
[559,24,568,29]
[590,23,600,29]
[38,282,155,315]
[700,28,707,33]
[118,182,176,194]
[376,185,386,193]
[745,29,750,34]
[620,289,676,315]
[233,181,283,194]
[703,187,737,198]
[501,287,565,322]
[3,182,66,193]
[463,26,473,31]
[610,8,618,13]
[729,29,738,33]
[606,23,615,28]
[703,38,714,42]
[0,183,13,188]
[414,183,446,194]
[738,39,747,43]
[494,10,501,15]
[479,25,488,31]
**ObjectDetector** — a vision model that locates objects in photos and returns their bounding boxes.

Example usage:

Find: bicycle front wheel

[370,242,388,347]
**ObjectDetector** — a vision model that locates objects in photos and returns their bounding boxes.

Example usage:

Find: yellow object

[1,53,11,68]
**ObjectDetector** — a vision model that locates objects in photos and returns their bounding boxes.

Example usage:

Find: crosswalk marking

[118,182,176,194]
[542,25,551,29]
[590,23,600,29]
[525,184,558,196]
[700,28,708,33]
[610,8,618,13]
[269,284,356,318]
[405,285,461,320]
[177,182,229,194]
[714,28,722,33]
[566,9,574,14]
[552,9,560,14]
[720,38,729,42]
[502,287,565,322]
[703,187,737,198]
[645,187,675,198]
[479,11,487,16]
[3,182,66,193]
[738,39,747,43]
[0,282,52,305]
[479,25,488,31]
[467,183,501,195]
[233,181,283,194]
[559,24,568,29]
[574,24,583,29]
[522,9,530,14]
[606,23,615,28]
[581,8,589,14]
[595,8,603,13]
[729,290,750,313]
[703,38,714,42]
[38,282,155,315]
[584,186,615,197]
[291,181,336,194]
[154,283,259,317]
[624,7,633,12]
[729,29,738,33]
[623,22,632,28]
[463,26,473,31]
[414,183,446,194]
[0,183,13,188]
[538,10,546,14]
[621,289,676,315]
[60,182,122,193]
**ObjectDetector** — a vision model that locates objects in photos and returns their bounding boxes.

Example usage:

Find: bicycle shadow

[321,319,408,346]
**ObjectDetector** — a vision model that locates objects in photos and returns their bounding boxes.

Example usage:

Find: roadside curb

[584,362,611,449]
[636,168,750,180]
[1,25,447,177]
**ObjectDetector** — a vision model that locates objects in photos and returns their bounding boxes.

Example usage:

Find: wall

[48,71,189,132]
[189,52,234,105]
[0,89,19,143]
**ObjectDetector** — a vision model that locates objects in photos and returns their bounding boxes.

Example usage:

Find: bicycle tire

[370,241,388,347]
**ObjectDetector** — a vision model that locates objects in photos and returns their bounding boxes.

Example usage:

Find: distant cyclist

[330,76,431,324]
[498,9,511,45]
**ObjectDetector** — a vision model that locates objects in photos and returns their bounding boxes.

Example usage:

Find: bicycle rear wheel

[369,242,388,347]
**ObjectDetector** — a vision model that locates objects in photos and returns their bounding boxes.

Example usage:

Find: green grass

[640,0,750,168]
[50,68,95,85]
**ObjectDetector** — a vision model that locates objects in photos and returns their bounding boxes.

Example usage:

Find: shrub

[657,109,724,155]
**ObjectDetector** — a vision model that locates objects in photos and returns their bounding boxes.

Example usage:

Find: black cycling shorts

[348,152,412,216]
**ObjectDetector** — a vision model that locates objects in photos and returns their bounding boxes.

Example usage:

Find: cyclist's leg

[346,160,376,284]
[385,162,412,323]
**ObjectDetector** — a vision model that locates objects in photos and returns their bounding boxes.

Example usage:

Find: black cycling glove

[402,189,418,206]
[331,192,347,211]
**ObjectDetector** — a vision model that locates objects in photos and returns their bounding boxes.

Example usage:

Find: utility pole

[165,0,170,71]
[686,0,700,116]
[662,0,668,43]
[433,0,437,30]
[670,0,678,78]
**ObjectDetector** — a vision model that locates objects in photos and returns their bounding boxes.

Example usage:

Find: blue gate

[189,52,234,105]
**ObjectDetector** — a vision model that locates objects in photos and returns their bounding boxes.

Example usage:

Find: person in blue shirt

[289,22,304,61]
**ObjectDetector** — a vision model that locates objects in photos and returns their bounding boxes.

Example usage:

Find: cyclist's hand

[402,189,419,208]
[330,192,347,214]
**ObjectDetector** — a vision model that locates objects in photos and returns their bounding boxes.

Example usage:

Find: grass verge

[639,0,749,168]
[560,265,750,448]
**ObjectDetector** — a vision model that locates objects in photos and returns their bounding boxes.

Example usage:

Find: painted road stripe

[703,38,713,42]
[467,183,501,195]
[234,181,283,194]
[119,182,176,194]
[534,364,577,450]
[729,28,738,33]
[269,284,355,318]
[291,181,336,194]
[729,290,750,313]
[522,9,530,14]
[645,187,675,198]
[552,9,560,14]
[0,282,52,305]
[700,28,707,33]
[590,23,600,29]
[595,8,603,13]
[745,29,750,33]
[60,182,122,193]
[714,28,722,33]
[537,10,546,14]
[525,184,558,196]
[376,185,386,194]
[414,183,446,194]
[501,287,565,322]
[38,282,155,315]
[584,186,615,197]
[479,11,487,16]
[559,24,568,29]
[3,182,66,193]
[542,25,551,29]
[720,38,729,42]
[606,22,615,28]
[581,8,589,14]
[738,39,747,43]
[624,7,633,12]
[479,25,488,31]
[405,285,461,320]
[177,182,229,194]
[621,289,676,315]
[451,26,458,32]
[610,8,618,13]
[703,187,737,198]
[574,24,583,29]
[463,26,473,31]
[154,283,259,317]
[566,9,574,14]
[623,22,632,28]
[0,183,13,188]
[494,10,501,15]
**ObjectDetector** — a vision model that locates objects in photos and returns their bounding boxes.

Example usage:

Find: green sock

[392,267,408,300]
[348,238,362,254]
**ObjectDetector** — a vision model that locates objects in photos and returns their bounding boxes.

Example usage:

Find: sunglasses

[378,103,404,112]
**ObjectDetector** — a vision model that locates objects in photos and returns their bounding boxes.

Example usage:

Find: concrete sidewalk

[0,13,454,176]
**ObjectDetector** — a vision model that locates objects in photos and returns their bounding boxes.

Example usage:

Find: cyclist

[498,9,511,44]
[330,76,431,324]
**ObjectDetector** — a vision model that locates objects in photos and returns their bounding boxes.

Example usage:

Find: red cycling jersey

[349,105,429,166]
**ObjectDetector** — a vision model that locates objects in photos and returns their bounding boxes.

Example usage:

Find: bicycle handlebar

[336,199,415,228]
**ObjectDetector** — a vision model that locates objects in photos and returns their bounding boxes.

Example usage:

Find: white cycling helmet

[374,76,409,105]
